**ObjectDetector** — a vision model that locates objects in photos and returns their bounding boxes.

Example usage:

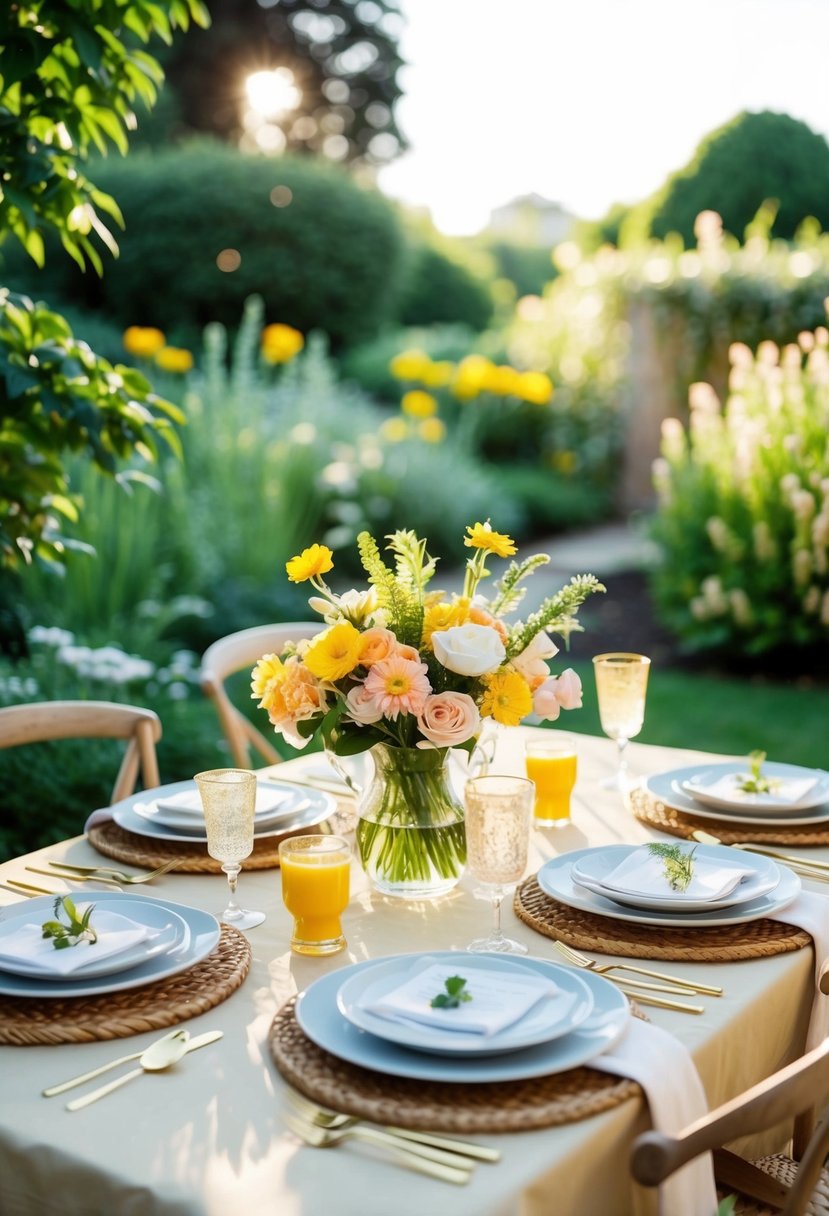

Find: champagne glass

[592,653,651,791]
[465,775,534,954]
[194,768,265,930]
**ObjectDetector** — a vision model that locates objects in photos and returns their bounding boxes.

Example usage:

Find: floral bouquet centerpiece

[252,523,604,899]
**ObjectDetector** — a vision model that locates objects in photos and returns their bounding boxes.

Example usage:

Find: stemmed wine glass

[592,653,651,791]
[464,775,534,954]
[194,768,265,930]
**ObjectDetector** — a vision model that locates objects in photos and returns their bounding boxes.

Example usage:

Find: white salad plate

[644,769,829,829]
[133,780,307,833]
[569,844,781,913]
[296,952,631,1084]
[0,892,220,998]
[336,953,595,1056]
[537,847,801,929]
[679,762,829,814]
[112,779,335,843]
[0,899,188,981]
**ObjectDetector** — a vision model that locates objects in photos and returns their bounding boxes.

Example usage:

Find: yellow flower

[123,327,165,358]
[422,599,469,646]
[380,417,409,443]
[483,364,522,396]
[550,449,577,474]
[401,390,437,419]
[517,371,554,405]
[304,622,363,681]
[285,544,334,583]
[250,653,285,708]
[261,323,304,364]
[452,355,494,401]
[418,418,446,444]
[389,349,432,381]
[464,522,517,557]
[420,360,455,388]
[154,346,194,373]
[479,670,533,726]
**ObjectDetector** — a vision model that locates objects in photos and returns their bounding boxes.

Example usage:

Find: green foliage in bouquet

[650,326,829,656]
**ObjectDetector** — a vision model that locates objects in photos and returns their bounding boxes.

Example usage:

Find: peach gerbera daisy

[363,656,432,720]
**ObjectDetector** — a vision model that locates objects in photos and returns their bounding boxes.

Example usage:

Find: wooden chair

[0,700,162,803]
[200,623,318,768]
[631,1035,829,1215]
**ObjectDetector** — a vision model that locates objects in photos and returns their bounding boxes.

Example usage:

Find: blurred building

[487,194,574,245]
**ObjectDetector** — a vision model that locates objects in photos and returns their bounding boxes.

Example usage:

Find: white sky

[378,0,829,235]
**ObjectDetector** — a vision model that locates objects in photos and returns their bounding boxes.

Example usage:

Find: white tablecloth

[0,729,822,1216]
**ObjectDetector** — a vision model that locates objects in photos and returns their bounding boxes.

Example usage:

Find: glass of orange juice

[279,834,351,956]
[525,737,578,827]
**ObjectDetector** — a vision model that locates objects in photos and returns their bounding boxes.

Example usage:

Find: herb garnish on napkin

[41,896,97,950]
[737,750,780,795]
[646,843,697,892]
[430,975,472,1009]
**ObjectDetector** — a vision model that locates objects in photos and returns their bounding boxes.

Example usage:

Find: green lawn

[566,660,828,768]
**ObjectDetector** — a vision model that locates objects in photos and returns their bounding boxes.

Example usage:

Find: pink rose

[532,668,583,720]
[358,627,397,667]
[416,692,481,749]
[345,682,384,725]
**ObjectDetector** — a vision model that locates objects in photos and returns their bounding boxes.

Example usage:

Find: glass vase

[354,743,466,900]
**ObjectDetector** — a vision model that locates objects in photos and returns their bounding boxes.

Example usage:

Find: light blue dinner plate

[336,952,595,1056]
[538,847,801,929]
[295,952,631,1083]
[645,768,829,828]
[112,778,335,843]
[0,891,220,998]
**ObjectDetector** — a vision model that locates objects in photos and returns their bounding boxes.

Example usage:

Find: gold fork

[554,940,723,996]
[285,1088,500,1162]
[691,830,829,880]
[282,1112,472,1184]
[26,859,179,885]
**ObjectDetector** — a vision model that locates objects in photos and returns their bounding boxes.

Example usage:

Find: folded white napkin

[769,891,829,1049]
[599,847,753,902]
[0,909,152,976]
[359,960,560,1037]
[593,1018,717,1216]
[155,786,289,817]
[692,772,819,805]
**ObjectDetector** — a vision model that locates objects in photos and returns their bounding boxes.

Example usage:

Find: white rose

[416,692,481,749]
[431,624,506,677]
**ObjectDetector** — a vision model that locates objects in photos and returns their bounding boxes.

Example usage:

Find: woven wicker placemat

[629,784,829,846]
[0,924,251,1046]
[514,875,811,962]
[269,998,641,1133]
[87,818,332,873]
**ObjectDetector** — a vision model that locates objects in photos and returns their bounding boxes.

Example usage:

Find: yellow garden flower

[304,622,363,682]
[155,346,194,373]
[479,670,533,726]
[517,371,554,405]
[401,390,437,419]
[452,355,494,401]
[285,544,334,583]
[380,417,409,443]
[464,522,517,557]
[420,360,454,388]
[389,349,432,381]
[123,327,165,358]
[484,364,522,396]
[261,323,304,364]
[418,417,446,444]
[250,653,285,708]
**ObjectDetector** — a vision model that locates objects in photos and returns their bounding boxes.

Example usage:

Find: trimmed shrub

[396,238,494,331]
[0,142,405,350]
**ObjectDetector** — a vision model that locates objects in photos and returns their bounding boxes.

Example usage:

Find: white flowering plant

[251,523,604,757]
[651,325,829,655]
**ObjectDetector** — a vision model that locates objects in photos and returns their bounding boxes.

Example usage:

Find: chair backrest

[0,700,162,804]
[631,1035,829,1216]
[200,623,318,768]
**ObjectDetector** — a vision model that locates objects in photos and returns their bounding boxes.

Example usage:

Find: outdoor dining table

[0,726,821,1216]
